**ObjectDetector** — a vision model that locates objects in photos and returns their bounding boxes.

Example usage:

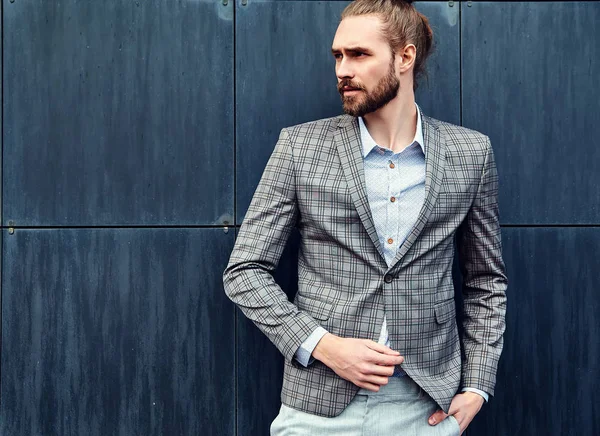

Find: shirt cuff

[294,326,329,367]
[461,387,489,403]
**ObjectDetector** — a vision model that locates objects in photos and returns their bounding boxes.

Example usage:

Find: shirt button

[389,161,395,169]
[390,196,396,203]
[387,238,394,244]
[384,274,394,284]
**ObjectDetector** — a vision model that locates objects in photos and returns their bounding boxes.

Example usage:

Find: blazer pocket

[295,293,333,321]
[434,299,456,324]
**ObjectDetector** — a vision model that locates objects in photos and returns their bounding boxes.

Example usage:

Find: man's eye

[334,54,342,60]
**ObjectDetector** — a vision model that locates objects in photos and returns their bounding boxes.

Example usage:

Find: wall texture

[1,1,598,435]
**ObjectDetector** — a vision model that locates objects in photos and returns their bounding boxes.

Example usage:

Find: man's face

[332,15,400,117]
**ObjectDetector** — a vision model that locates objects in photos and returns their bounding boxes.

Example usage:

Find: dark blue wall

[1,1,598,435]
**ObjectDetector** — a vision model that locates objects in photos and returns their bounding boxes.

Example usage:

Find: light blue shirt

[294,105,488,402]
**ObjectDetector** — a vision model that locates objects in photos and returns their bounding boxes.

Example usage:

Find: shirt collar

[358,103,425,157]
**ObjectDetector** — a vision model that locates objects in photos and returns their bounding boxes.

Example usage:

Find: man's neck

[362,95,417,154]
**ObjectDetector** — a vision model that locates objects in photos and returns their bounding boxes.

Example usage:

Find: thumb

[428,409,448,426]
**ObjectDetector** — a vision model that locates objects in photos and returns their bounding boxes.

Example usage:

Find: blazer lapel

[334,115,385,259]
[390,114,447,267]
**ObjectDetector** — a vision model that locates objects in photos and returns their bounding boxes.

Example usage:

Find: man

[223,0,507,434]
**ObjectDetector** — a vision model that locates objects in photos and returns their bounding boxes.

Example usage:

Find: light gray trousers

[270,376,460,436]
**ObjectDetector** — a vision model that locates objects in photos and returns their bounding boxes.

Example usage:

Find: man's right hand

[312,333,404,391]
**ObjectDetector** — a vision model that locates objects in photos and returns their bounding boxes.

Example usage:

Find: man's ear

[397,43,417,73]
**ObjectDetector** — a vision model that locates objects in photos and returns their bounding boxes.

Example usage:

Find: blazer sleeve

[222,128,321,363]
[456,137,508,396]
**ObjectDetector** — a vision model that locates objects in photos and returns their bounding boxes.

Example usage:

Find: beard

[338,60,400,117]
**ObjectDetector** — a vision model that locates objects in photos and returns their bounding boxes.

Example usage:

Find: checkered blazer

[223,110,508,418]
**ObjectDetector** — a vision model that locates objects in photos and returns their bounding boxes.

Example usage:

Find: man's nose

[336,58,354,79]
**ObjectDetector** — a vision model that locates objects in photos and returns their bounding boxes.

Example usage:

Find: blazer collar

[334,114,385,260]
[390,113,447,268]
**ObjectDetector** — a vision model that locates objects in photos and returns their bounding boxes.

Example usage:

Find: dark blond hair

[341,0,434,90]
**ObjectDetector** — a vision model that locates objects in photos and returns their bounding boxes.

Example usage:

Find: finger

[447,396,463,416]
[364,341,401,356]
[362,346,404,365]
[428,409,448,426]
[362,375,389,386]
[365,364,395,377]
[370,353,404,366]
[358,382,382,392]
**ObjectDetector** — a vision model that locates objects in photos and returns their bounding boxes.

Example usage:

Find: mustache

[337,79,365,94]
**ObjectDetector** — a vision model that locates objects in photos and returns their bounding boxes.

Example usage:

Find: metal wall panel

[462,2,600,224]
[0,229,235,436]
[0,0,3,223]
[469,228,600,436]
[2,0,234,226]
[235,0,460,223]
[414,1,460,125]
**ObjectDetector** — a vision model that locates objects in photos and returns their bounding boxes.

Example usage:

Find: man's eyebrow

[331,46,372,54]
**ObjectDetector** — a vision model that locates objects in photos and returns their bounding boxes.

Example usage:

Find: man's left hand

[428,391,484,435]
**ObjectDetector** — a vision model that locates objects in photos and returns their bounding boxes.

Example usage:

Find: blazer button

[384,274,394,283]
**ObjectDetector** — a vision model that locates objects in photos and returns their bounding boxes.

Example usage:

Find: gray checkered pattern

[223,111,508,418]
